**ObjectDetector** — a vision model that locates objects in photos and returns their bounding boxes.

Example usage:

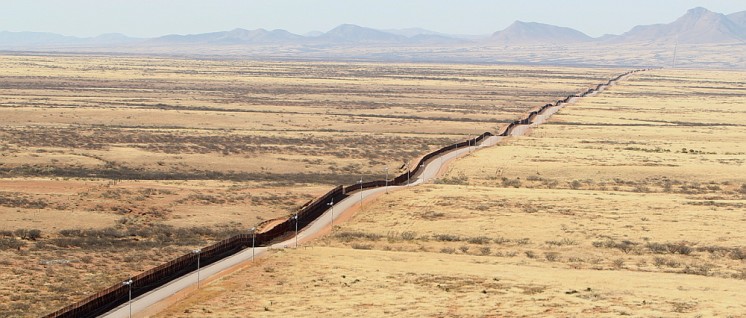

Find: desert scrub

[0,237,26,250]
[400,231,417,241]
[544,252,560,262]
[351,243,374,250]
[479,246,491,255]
[0,192,51,209]
[501,177,521,188]
[433,234,461,242]
[467,236,491,244]
[436,172,469,185]
[333,231,383,242]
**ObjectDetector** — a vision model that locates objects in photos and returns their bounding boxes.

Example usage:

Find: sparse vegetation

[2,58,622,316]
[440,247,456,254]
[213,68,746,318]
[333,231,384,242]
[3,57,745,317]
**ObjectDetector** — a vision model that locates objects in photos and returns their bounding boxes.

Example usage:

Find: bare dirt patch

[0,55,621,317]
[156,69,746,317]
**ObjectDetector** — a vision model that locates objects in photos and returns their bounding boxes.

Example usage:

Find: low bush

[400,231,417,241]
[0,193,50,209]
[14,229,42,241]
[49,224,241,249]
[569,180,582,189]
[681,264,712,276]
[501,177,521,188]
[435,172,469,185]
[646,242,692,255]
[544,252,559,262]
[0,237,26,250]
[592,239,638,254]
[440,247,456,254]
[467,236,491,244]
[494,236,511,244]
[334,231,382,242]
[730,248,746,260]
[479,246,491,256]
[545,238,577,247]
[653,256,681,268]
[351,243,373,250]
[433,234,461,242]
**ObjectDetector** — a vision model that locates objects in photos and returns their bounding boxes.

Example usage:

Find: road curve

[101,72,633,318]
[102,139,499,318]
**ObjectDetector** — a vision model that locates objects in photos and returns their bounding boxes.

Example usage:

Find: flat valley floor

[156,69,746,317]
[0,55,622,316]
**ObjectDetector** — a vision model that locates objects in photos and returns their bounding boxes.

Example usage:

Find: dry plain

[0,54,622,317]
[156,69,746,317]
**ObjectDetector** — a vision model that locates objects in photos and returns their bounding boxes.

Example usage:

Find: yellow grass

[157,68,746,317]
[0,55,626,317]
[158,247,745,317]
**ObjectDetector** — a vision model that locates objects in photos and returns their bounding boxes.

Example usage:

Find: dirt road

[100,76,625,317]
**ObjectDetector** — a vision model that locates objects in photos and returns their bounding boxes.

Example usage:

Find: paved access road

[102,90,590,317]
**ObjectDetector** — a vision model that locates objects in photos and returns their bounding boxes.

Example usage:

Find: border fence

[44,69,645,318]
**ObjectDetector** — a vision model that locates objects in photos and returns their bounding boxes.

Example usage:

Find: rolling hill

[152,28,303,44]
[316,24,407,43]
[490,21,592,44]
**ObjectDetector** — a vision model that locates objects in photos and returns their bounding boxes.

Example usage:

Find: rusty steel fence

[45,186,346,318]
[44,69,646,318]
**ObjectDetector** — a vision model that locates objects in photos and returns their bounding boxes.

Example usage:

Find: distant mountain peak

[150,27,303,44]
[490,21,591,44]
[679,6,724,23]
[687,6,711,15]
[319,24,405,43]
[612,6,745,44]
[327,24,370,34]
[383,27,444,37]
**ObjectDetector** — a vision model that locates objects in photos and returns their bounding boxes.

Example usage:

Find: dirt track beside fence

[46,69,646,318]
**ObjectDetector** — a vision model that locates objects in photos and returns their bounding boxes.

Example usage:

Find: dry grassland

[91,41,746,69]
[0,54,620,317]
[158,69,746,317]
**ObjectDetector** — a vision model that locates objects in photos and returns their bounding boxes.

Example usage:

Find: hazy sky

[2,0,744,38]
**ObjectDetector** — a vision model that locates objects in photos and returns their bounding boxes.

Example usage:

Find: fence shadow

[44,69,646,318]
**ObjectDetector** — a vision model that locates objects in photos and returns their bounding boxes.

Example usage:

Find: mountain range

[1,7,743,48]
[608,7,746,43]
[154,28,303,44]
